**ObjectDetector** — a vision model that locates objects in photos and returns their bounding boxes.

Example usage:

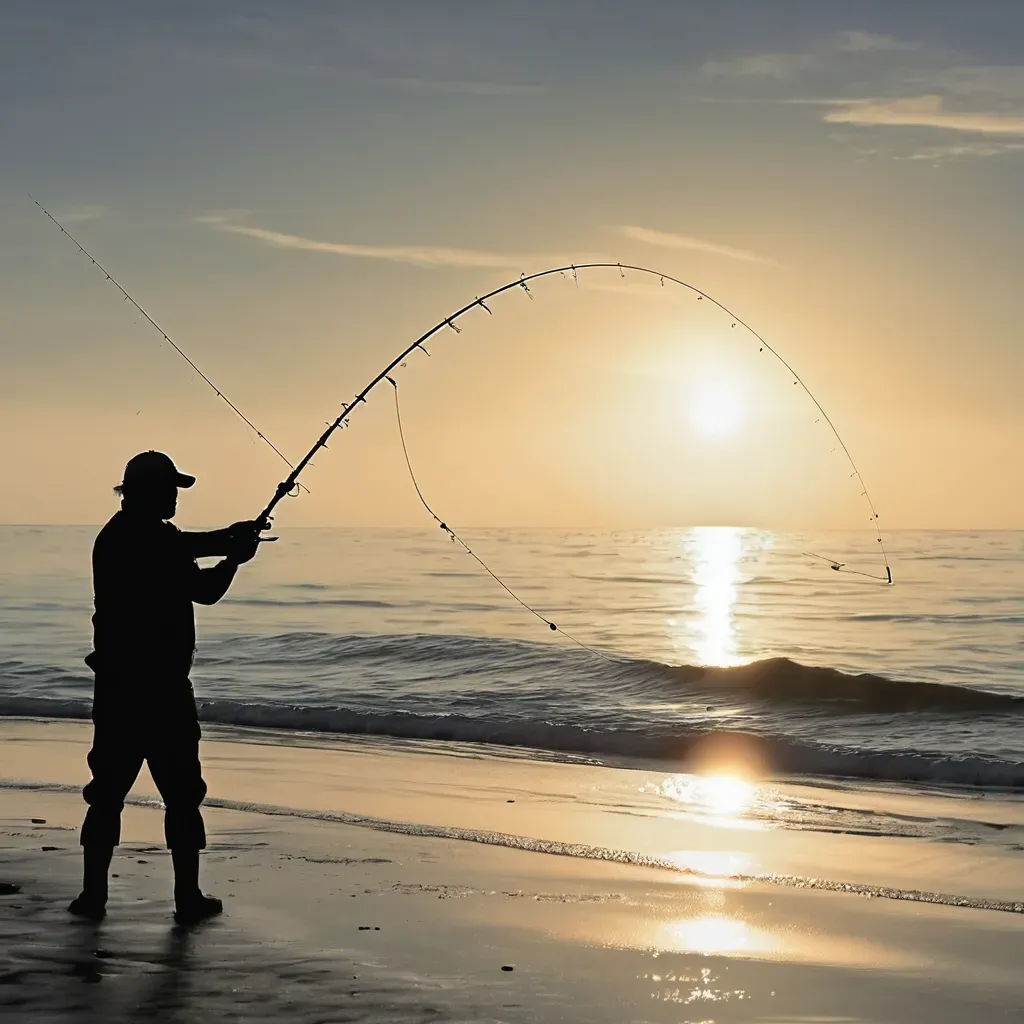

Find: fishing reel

[256,516,278,544]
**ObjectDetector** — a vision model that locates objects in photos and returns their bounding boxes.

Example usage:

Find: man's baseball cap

[121,451,195,489]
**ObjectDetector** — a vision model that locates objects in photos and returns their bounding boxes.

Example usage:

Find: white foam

[2,777,1021,916]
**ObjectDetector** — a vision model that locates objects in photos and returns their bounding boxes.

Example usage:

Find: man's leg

[146,688,220,924]
[72,716,144,918]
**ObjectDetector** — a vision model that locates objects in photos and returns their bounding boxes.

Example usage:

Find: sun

[689,384,745,438]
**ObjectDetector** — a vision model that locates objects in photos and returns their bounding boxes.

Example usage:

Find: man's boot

[171,847,222,925]
[67,844,113,920]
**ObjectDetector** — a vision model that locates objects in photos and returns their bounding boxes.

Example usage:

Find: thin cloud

[915,66,1024,101]
[194,208,256,222]
[200,216,566,269]
[836,31,919,53]
[57,205,105,223]
[355,71,542,96]
[825,95,1024,136]
[905,140,1024,161]
[579,277,677,300]
[702,52,817,80]
[703,29,919,79]
[182,49,541,96]
[619,225,778,267]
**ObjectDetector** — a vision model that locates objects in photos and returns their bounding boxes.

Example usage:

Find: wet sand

[2,718,1023,1022]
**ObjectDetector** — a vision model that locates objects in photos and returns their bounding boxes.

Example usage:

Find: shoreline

[3,694,1024,793]
[3,779,1024,1020]
[4,717,1024,905]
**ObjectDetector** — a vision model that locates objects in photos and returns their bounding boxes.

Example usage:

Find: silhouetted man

[69,451,261,925]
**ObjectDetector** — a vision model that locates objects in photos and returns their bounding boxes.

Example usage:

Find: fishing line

[34,199,892,646]
[386,376,609,659]
[804,551,890,582]
[30,196,298,476]
[256,263,893,589]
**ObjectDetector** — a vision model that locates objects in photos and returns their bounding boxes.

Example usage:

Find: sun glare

[657,773,757,820]
[698,774,755,816]
[689,384,744,438]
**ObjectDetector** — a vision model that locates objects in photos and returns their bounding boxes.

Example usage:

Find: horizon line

[0,523,1019,533]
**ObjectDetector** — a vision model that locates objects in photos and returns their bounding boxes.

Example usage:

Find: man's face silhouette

[156,483,178,520]
[124,481,178,521]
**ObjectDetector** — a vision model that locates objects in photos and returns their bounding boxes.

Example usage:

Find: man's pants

[81,678,207,850]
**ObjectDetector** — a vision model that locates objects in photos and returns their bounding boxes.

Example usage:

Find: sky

[2,0,1023,530]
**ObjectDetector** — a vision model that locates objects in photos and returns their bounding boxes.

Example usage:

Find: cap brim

[175,472,196,489]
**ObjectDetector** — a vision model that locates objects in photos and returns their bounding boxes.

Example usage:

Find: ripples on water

[1,527,1022,788]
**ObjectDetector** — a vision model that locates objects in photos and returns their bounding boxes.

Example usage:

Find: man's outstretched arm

[189,528,261,605]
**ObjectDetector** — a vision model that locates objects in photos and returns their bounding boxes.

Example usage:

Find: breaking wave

[2,633,1022,789]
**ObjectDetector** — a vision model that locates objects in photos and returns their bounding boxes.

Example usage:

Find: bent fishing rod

[254,263,892,585]
[34,199,893,625]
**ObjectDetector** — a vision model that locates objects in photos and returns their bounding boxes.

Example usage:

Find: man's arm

[190,560,239,605]
[188,528,261,605]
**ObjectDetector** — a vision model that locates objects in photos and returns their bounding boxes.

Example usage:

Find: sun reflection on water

[685,526,745,667]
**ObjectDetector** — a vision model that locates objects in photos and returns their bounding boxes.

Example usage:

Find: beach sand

[2,718,1022,1022]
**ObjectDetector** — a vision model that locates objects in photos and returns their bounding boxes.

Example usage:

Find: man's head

[115,451,195,520]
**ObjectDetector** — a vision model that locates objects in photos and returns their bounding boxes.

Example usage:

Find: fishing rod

[30,198,591,646]
[34,199,892,653]
[254,263,893,586]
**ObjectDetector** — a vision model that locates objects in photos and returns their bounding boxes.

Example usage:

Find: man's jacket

[86,509,237,679]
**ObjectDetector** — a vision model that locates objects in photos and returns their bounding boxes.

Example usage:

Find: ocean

[2,525,1021,788]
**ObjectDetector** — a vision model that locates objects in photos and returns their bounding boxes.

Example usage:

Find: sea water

[2,525,1021,789]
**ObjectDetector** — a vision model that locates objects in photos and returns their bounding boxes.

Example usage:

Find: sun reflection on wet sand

[650,772,765,831]
[666,774,755,816]
[665,849,753,885]
[667,914,762,955]
[642,964,750,1010]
